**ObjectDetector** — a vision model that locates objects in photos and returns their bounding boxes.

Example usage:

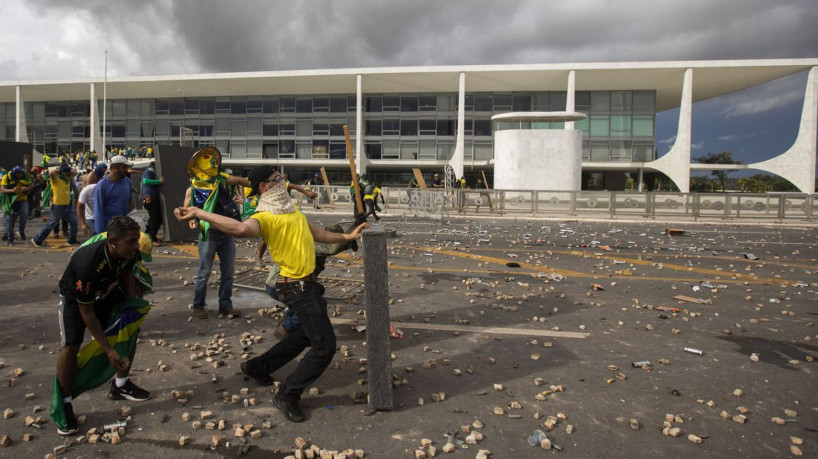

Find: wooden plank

[319,166,332,205]
[412,168,428,189]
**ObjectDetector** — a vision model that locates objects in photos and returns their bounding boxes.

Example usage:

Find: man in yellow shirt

[32,164,80,247]
[174,165,366,423]
[362,183,385,221]
[1,166,33,244]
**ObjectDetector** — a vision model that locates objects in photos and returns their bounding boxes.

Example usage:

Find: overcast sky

[1,0,816,168]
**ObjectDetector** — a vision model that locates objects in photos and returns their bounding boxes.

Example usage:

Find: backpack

[364,184,375,195]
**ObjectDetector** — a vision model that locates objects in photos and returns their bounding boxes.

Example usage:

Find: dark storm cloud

[12,0,818,78]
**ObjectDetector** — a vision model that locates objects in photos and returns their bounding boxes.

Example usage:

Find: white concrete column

[449,72,466,179]
[15,86,28,143]
[90,83,103,154]
[565,70,576,130]
[749,66,817,193]
[355,74,367,175]
[647,68,692,192]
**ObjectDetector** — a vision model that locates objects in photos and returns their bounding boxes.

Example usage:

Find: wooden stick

[412,168,428,189]
[320,166,332,205]
[343,125,364,214]
[481,170,493,209]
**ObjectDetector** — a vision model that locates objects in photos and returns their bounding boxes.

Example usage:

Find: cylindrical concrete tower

[492,112,586,191]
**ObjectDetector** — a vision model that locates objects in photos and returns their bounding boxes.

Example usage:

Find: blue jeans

[34,204,78,244]
[193,230,235,311]
[86,218,98,236]
[247,281,335,401]
[4,200,29,241]
[265,285,300,330]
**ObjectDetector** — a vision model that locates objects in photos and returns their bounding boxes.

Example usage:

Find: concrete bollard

[362,225,393,410]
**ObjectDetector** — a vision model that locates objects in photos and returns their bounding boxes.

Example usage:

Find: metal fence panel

[287,186,815,222]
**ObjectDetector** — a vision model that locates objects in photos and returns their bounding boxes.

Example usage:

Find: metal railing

[293,187,816,222]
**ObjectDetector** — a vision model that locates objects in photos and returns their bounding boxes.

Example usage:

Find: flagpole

[102,50,107,160]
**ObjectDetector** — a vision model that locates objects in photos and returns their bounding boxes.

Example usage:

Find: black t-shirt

[58,239,137,305]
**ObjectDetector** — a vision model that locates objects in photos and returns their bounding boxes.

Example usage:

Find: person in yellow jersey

[32,164,80,247]
[174,165,367,423]
[362,182,385,221]
[1,166,33,244]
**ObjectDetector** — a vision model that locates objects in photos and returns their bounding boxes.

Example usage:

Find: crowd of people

[1,147,376,435]
[2,146,492,435]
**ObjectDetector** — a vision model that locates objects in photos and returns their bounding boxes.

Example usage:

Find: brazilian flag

[50,298,151,431]
[0,191,12,215]
[40,175,53,209]
[190,173,227,240]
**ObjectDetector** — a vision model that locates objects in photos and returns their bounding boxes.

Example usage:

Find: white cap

[110,155,132,166]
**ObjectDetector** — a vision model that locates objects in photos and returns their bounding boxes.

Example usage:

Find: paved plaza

[0,212,816,458]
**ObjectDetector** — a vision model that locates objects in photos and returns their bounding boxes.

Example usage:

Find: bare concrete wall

[494,130,582,191]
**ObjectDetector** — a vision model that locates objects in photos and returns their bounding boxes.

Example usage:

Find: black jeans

[247,281,336,401]
[144,198,162,241]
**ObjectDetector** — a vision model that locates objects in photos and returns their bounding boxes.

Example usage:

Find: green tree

[691,175,718,192]
[694,151,741,192]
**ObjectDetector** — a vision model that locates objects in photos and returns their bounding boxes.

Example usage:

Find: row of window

[13,112,653,141]
[9,133,654,164]
[2,90,655,121]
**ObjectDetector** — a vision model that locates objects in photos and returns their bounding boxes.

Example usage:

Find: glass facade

[0,90,655,163]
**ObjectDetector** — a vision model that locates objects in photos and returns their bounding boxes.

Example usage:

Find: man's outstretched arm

[308,221,368,244]
[174,206,260,238]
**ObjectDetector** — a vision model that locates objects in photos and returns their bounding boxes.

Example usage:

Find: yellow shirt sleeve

[250,211,315,278]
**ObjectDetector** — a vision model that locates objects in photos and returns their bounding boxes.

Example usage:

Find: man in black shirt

[55,216,150,435]
[430,173,444,188]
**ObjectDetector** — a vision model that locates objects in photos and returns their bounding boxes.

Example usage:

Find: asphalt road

[0,212,816,458]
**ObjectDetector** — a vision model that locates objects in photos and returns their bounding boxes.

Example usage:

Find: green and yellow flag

[50,298,151,431]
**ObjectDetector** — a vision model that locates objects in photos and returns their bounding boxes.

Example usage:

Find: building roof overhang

[1,59,816,112]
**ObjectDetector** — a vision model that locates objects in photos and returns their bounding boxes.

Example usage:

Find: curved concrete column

[648,68,692,192]
[449,72,466,179]
[748,66,817,193]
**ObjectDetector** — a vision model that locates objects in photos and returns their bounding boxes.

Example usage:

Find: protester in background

[94,163,108,180]
[431,173,444,188]
[1,166,32,245]
[93,156,134,235]
[32,164,79,247]
[77,171,98,236]
[362,182,385,221]
[140,162,165,243]
[28,167,45,218]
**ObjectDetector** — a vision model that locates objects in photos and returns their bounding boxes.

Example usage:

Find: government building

[1,59,815,192]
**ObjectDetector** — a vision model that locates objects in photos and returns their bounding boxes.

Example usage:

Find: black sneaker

[240,361,275,386]
[57,402,79,435]
[18,232,26,240]
[66,240,81,246]
[274,391,305,423]
[31,238,46,247]
[108,379,151,401]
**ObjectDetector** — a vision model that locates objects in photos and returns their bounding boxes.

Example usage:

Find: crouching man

[52,216,151,435]
[174,165,366,423]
